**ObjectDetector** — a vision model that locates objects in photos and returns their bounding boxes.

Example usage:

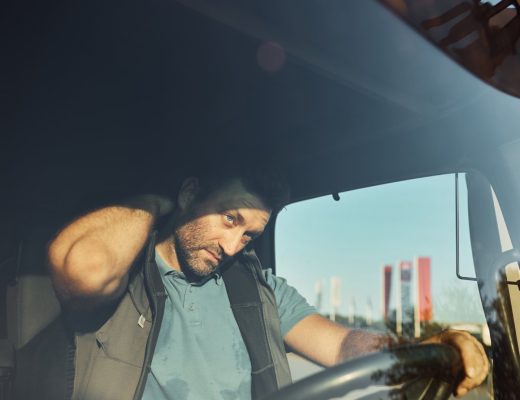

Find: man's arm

[47,195,173,307]
[284,314,489,397]
[283,314,389,367]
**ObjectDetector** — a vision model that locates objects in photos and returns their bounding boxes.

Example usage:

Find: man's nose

[220,232,244,257]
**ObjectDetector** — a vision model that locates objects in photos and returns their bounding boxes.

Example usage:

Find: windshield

[276,173,492,397]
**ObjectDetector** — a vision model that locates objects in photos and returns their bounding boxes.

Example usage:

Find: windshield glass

[275,173,492,397]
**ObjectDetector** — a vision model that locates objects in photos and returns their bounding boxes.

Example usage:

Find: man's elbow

[48,239,123,302]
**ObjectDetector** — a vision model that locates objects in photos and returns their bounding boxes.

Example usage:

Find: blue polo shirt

[141,252,316,400]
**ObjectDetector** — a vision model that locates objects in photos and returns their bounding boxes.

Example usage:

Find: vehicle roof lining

[174,0,433,116]
[2,0,506,225]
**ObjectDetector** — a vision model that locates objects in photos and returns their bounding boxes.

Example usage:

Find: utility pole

[366,297,373,326]
[330,277,341,322]
[314,279,323,312]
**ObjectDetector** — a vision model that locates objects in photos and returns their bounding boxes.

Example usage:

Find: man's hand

[286,316,489,397]
[119,194,174,217]
[422,329,489,397]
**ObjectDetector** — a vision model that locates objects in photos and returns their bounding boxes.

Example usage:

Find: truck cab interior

[2,0,520,399]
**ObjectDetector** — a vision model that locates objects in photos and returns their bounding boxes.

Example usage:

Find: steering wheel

[265,344,463,400]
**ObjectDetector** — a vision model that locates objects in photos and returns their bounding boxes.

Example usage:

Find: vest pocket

[82,352,142,400]
[76,295,151,400]
[94,295,151,368]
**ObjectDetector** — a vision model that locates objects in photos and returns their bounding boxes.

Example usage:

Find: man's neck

[155,239,181,271]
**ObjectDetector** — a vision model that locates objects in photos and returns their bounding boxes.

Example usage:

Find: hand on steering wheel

[265,344,463,400]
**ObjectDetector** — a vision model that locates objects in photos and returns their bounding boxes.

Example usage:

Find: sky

[275,173,488,324]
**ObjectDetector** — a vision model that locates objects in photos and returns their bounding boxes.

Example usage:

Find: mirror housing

[380,0,520,98]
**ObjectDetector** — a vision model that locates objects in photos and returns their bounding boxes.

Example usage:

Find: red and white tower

[381,265,393,321]
[396,261,413,336]
[414,256,432,338]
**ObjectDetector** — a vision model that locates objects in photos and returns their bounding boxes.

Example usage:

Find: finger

[461,333,489,385]
[423,329,490,395]
[444,331,489,392]
[472,335,490,384]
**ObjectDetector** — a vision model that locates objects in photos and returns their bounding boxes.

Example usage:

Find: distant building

[330,277,341,322]
[414,256,432,337]
[416,257,432,321]
[381,265,393,321]
[314,280,323,312]
[396,261,414,336]
[348,297,356,325]
[366,297,373,326]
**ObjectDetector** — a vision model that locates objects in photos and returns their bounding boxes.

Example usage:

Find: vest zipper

[65,331,77,399]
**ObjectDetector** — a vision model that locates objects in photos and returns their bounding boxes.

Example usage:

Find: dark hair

[192,161,290,213]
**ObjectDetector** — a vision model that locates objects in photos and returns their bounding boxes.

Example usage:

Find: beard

[172,219,224,281]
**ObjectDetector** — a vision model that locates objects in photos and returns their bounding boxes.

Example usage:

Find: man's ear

[177,177,200,211]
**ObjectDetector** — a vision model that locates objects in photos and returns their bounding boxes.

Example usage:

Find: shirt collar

[154,250,222,286]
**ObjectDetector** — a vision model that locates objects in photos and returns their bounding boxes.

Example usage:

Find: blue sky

[275,174,487,324]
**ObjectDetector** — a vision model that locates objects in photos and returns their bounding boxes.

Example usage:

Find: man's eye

[224,214,235,225]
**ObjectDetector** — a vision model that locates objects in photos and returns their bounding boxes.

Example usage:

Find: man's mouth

[205,249,221,264]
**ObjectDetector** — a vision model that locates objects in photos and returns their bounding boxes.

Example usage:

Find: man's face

[173,179,271,279]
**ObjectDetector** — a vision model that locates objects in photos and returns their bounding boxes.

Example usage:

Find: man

[45,166,489,399]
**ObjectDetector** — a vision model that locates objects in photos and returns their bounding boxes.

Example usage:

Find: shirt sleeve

[263,268,318,338]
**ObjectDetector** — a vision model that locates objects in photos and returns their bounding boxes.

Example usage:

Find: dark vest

[14,233,292,399]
